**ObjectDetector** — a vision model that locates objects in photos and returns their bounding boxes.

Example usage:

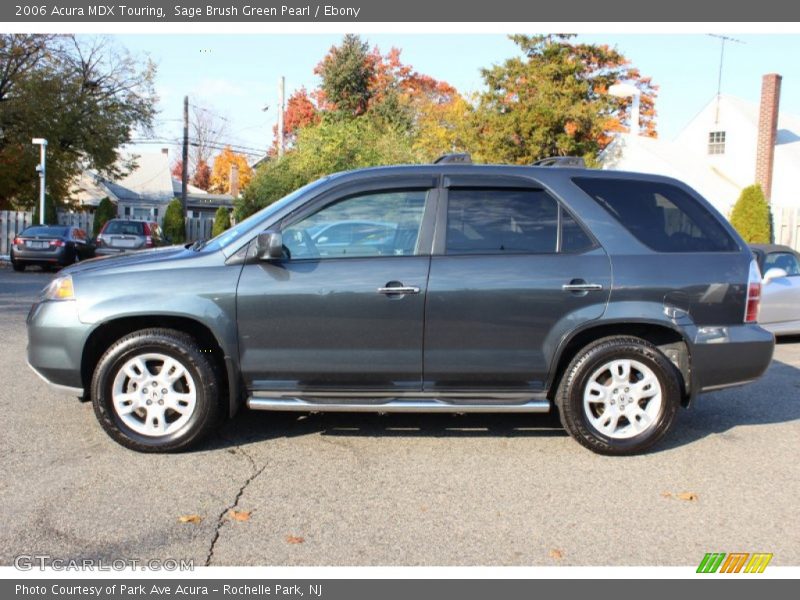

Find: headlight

[42,275,75,301]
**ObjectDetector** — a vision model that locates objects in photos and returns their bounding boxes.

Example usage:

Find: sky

[112,33,800,162]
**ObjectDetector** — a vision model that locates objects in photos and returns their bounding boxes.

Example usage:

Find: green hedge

[163,198,186,244]
[730,184,771,244]
[211,206,231,237]
[93,197,116,236]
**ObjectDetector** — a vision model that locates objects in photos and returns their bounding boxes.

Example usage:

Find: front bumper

[690,323,775,394]
[26,299,90,396]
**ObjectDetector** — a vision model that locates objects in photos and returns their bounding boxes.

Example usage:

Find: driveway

[1,265,798,567]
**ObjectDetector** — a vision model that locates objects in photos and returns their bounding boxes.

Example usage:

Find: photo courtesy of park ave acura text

[0,10,799,578]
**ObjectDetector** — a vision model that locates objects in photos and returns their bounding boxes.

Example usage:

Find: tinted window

[22,226,68,237]
[283,190,427,259]
[446,189,573,255]
[561,209,595,253]
[574,178,738,253]
[764,252,800,276]
[103,221,145,235]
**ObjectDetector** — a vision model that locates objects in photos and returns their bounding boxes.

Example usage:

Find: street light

[608,83,641,136]
[31,138,48,225]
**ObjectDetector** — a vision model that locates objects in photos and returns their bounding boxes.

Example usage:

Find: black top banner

[4,0,800,22]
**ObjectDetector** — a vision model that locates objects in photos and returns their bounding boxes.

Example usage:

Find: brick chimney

[229,163,240,197]
[755,73,782,201]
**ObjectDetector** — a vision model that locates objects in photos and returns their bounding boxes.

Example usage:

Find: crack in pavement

[205,440,266,566]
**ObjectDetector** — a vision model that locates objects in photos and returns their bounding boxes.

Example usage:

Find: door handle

[377,284,420,295]
[562,281,603,292]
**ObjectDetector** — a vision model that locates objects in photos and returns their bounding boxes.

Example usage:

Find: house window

[708,131,726,155]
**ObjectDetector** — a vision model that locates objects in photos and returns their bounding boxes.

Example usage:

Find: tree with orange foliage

[474,34,657,165]
[210,146,253,195]
[272,87,319,151]
[191,160,211,190]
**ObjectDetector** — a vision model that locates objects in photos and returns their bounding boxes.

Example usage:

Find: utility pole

[32,138,47,224]
[181,95,189,218]
[277,76,285,157]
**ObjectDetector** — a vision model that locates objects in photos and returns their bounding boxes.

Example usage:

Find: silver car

[752,244,800,336]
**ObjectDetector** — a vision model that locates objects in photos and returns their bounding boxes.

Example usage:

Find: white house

[601,74,800,249]
[72,149,233,223]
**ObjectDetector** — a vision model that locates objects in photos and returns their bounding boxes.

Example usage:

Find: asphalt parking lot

[1,264,798,567]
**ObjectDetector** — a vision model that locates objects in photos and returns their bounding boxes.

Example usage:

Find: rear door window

[573,178,738,252]
[445,188,594,255]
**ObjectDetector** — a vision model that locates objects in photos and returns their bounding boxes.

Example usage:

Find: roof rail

[532,156,586,168]
[433,152,472,164]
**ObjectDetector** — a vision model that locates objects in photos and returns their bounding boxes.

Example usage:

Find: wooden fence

[774,207,800,251]
[1,210,213,256]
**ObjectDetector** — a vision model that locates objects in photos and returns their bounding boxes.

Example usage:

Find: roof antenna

[708,34,745,124]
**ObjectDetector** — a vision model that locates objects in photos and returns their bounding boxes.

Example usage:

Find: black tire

[555,336,681,456]
[11,260,25,272]
[91,328,222,452]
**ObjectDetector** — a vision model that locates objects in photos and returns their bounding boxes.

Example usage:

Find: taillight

[49,239,65,247]
[95,235,105,247]
[13,237,22,246]
[745,259,762,323]
[144,235,154,247]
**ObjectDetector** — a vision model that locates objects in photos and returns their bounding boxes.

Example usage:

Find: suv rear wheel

[91,328,221,452]
[556,336,680,455]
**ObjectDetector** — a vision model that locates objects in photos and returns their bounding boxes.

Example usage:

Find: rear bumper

[12,246,67,264]
[690,324,775,394]
[26,299,90,396]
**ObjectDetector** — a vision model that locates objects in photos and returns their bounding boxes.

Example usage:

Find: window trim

[435,186,599,257]
[274,182,439,262]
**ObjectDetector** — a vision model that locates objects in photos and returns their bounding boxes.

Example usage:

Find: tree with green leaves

[237,117,419,220]
[473,34,657,164]
[0,34,157,210]
[92,197,116,236]
[314,34,374,117]
[162,199,186,244]
[211,206,231,237]
[730,184,771,244]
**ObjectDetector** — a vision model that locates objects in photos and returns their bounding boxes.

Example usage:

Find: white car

[751,244,800,336]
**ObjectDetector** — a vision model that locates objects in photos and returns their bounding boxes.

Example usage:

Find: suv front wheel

[91,328,221,452]
[556,336,681,455]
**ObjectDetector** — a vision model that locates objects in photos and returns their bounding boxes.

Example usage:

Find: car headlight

[42,275,75,301]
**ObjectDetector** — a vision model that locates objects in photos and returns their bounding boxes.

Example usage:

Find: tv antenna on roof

[708,34,745,123]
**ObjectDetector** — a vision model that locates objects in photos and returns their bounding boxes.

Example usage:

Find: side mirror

[763,267,788,284]
[256,231,284,260]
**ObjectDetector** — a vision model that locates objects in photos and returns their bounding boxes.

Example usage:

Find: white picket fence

[1,210,213,257]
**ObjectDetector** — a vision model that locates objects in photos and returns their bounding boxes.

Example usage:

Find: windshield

[200,177,330,253]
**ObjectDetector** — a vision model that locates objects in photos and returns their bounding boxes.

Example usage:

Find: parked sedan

[751,244,800,336]
[10,225,93,271]
[95,219,169,256]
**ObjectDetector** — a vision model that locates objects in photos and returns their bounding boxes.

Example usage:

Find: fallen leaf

[660,491,672,498]
[228,510,251,522]
[420,506,428,512]
[286,535,305,544]
[178,514,202,524]
[549,549,564,560]
[677,492,698,502]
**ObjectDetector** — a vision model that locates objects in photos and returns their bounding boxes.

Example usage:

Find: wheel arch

[81,315,242,418]
[548,319,693,406]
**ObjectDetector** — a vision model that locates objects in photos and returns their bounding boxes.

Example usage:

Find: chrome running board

[247,396,550,413]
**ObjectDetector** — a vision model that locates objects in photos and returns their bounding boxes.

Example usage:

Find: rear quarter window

[573,178,738,253]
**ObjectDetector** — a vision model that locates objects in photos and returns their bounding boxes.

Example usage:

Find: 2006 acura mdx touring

[26,156,775,455]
